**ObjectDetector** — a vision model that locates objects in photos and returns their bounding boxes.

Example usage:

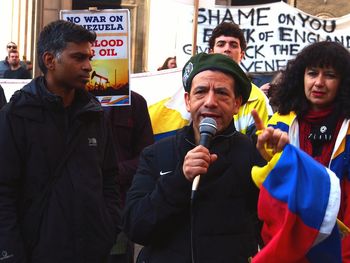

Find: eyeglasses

[7,45,17,49]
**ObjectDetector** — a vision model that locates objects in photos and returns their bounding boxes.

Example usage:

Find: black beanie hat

[182,52,251,105]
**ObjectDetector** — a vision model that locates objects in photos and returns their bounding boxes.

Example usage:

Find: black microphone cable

[190,117,217,263]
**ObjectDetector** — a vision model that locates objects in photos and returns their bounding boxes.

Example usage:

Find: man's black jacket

[0,77,120,263]
[123,123,264,263]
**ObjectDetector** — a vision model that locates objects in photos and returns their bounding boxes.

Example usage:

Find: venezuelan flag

[148,88,190,141]
[252,144,341,263]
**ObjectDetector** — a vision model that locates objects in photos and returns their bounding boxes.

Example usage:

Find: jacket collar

[183,121,238,147]
[9,76,102,122]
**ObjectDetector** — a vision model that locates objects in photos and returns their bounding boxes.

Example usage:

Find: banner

[60,9,131,106]
[0,69,182,111]
[0,79,30,102]
[149,1,350,72]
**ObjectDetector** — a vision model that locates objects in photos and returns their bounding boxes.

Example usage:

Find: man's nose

[82,60,92,72]
[204,90,218,107]
[224,43,232,52]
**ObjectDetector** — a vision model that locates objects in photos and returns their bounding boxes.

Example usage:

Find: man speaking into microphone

[123,53,282,262]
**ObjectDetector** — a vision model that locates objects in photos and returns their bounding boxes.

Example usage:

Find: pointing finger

[252,109,265,132]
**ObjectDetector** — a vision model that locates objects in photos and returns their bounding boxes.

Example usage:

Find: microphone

[191,117,217,199]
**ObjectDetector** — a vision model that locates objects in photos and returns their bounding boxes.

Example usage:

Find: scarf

[299,106,343,166]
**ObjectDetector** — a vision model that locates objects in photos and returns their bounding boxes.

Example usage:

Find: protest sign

[148,1,350,72]
[61,9,130,106]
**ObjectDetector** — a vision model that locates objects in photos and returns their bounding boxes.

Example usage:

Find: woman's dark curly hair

[274,41,350,118]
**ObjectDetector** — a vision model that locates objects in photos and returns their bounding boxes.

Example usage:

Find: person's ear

[239,50,245,61]
[184,92,191,112]
[233,95,242,114]
[43,52,55,71]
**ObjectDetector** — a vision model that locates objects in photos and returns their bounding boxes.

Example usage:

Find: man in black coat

[0,20,121,263]
[123,53,288,262]
[0,85,6,108]
[3,49,31,79]
[105,90,154,263]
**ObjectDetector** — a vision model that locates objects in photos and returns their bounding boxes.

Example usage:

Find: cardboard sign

[61,9,131,106]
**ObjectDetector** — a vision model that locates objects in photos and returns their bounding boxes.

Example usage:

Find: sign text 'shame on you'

[176,2,350,72]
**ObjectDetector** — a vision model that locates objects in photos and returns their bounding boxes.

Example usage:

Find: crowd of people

[0,18,349,263]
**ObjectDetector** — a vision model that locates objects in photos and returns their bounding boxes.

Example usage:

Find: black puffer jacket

[0,77,120,263]
[123,123,264,263]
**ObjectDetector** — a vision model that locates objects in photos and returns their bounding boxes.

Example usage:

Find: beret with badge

[182,52,251,105]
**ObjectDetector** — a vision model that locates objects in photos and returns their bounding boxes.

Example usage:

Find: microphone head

[199,117,217,137]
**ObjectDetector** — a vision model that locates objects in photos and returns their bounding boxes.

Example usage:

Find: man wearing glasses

[0,42,32,78]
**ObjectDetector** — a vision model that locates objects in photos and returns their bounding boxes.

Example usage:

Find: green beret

[182,52,251,105]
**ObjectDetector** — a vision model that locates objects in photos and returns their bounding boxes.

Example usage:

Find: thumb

[210,153,218,164]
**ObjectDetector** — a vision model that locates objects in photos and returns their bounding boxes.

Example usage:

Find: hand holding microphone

[182,117,217,199]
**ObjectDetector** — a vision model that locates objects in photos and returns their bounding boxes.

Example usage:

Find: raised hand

[252,109,289,161]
